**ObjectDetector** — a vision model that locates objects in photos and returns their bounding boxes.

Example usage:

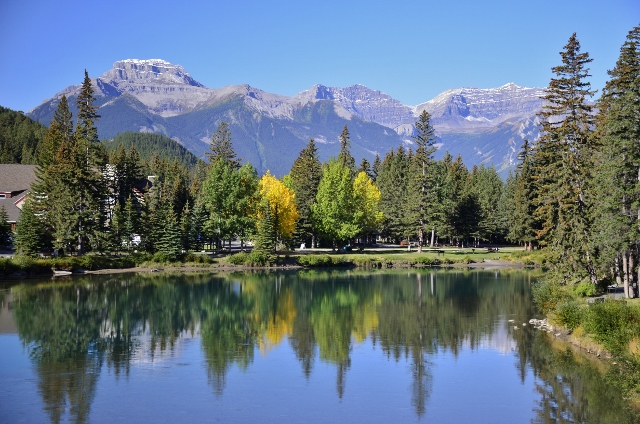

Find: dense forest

[102,132,200,170]
[0,106,47,164]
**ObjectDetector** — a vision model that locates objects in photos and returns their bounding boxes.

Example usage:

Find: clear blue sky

[1,0,638,113]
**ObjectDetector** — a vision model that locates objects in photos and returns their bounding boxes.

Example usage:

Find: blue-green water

[0,269,637,423]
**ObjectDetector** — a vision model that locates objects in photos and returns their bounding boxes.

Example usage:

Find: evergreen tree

[532,33,597,285]
[254,200,276,254]
[508,140,538,250]
[356,158,374,180]
[406,110,437,251]
[470,165,505,244]
[376,147,410,242]
[154,202,182,260]
[189,199,208,251]
[337,125,355,174]
[37,95,73,170]
[13,200,44,257]
[592,25,640,296]
[207,121,241,168]
[0,206,11,248]
[372,153,381,182]
[289,139,322,247]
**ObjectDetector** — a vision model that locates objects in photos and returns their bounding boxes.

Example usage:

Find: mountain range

[27,59,545,177]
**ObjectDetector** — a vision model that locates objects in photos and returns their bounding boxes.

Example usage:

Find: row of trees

[10,70,516,257]
[505,26,640,296]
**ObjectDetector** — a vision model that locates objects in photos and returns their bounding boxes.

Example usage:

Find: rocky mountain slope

[28,59,545,176]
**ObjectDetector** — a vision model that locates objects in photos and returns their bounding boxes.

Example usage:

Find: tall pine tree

[532,33,597,285]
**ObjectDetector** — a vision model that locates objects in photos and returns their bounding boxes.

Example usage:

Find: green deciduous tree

[312,159,359,249]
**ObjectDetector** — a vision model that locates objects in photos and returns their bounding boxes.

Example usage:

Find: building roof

[0,164,37,193]
[0,197,22,222]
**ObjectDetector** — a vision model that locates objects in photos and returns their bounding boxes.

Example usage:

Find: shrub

[573,281,597,297]
[351,256,382,268]
[555,300,583,330]
[297,255,333,267]
[245,251,274,266]
[532,277,571,314]
[583,300,638,354]
[227,252,248,265]
[183,252,214,264]
[152,251,172,264]
[462,256,475,264]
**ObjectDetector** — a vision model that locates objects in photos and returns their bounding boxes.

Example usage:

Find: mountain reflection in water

[1,269,638,423]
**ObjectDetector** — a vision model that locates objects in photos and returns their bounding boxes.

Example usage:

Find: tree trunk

[631,251,637,299]
[430,227,435,247]
[623,252,630,298]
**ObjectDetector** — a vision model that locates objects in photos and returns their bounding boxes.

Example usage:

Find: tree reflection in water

[8,269,640,422]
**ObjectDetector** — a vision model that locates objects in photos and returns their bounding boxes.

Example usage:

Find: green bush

[462,256,475,264]
[556,300,583,330]
[583,300,638,354]
[573,281,598,297]
[532,277,571,314]
[184,253,214,264]
[0,257,19,274]
[245,251,274,266]
[227,252,248,265]
[351,256,382,268]
[151,251,172,264]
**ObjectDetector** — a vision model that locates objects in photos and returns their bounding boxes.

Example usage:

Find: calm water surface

[1,269,638,423]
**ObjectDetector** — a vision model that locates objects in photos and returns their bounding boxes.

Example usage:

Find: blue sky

[0,0,638,113]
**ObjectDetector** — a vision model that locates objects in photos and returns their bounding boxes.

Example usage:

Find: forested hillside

[102,132,200,170]
[0,106,46,164]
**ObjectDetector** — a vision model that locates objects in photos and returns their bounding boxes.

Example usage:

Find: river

[1,268,638,423]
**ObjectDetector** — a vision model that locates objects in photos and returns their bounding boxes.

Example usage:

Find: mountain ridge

[27,59,546,177]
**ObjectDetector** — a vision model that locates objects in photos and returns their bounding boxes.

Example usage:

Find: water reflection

[3,269,638,422]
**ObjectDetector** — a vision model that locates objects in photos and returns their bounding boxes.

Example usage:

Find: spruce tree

[592,25,640,296]
[356,158,374,180]
[14,200,44,257]
[254,201,276,254]
[508,140,538,250]
[406,110,437,251]
[532,33,597,285]
[376,147,410,242]
[372,153,381,182]
[290,139,322,247]
[207,121,241,168]
[337,125,355,174]
[0,206,11,248]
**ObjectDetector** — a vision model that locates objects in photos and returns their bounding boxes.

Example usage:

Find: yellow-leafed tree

[352,171,384,239]
[259,171,299,246]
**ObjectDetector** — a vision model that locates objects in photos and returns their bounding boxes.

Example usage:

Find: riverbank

[0,247,531,279]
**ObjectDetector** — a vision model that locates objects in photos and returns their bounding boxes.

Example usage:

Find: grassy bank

[1,246,537,278]
[533,277,640,399]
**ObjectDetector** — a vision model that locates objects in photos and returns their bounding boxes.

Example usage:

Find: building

[0,164,37,231]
